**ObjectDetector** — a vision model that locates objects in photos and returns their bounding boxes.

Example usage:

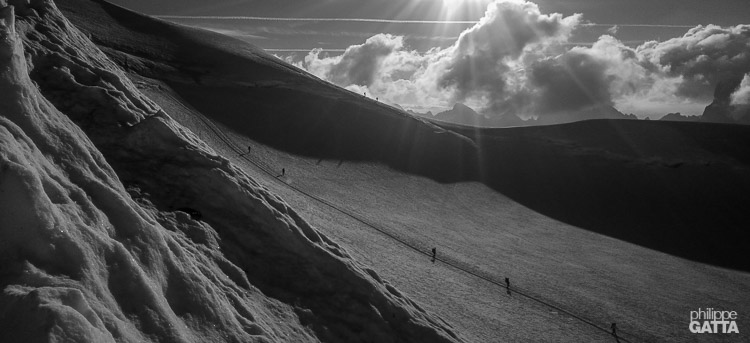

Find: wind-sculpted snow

[0,1,461,342]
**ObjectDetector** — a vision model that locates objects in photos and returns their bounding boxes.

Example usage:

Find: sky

[111,0,750,119]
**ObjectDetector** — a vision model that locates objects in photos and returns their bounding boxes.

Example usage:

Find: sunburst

[441,0,490,13]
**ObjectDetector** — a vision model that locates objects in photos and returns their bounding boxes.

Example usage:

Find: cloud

[438,0,580,112]
[294,0,750,120]
[529,50,613,112]
[730,74,750,106]
[302,34,410,86]
[637,24,750,101]
[298,33,455,111]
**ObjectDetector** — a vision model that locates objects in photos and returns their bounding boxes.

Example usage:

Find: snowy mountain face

[0,1,461,342]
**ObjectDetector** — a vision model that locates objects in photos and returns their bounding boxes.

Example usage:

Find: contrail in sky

[266,48,347,52]
[156,15,477,24]
[582,23,696,28]
[157,15,699,28]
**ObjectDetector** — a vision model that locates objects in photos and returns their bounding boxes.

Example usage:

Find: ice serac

[0,1,461,342]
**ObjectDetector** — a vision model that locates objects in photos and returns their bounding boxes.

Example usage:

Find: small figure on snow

[239,146,251,157]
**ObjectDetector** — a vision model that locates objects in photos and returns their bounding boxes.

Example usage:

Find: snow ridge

[0,1,461,342]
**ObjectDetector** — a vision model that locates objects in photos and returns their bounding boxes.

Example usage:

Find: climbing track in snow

[165,90,641,343]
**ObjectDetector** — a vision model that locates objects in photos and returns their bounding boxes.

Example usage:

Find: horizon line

[157,15,698,28]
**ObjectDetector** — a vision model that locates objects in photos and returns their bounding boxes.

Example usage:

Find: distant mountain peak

[451,102,478,113]
[659,112,699,122]
[701,77,750,125]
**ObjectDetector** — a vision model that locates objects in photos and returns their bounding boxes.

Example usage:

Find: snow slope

[0,1,462,342]
[11,0,749,342]
[111,17,750,343]
[158,99,750,343]
[57,0,750,272]
[55,0,479,183]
